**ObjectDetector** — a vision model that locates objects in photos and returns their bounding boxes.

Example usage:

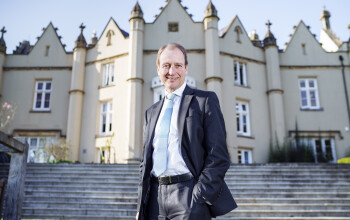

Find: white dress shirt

[151,82,190,177]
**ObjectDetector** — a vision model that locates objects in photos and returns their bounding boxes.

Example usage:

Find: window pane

[37,82,43,90]
[102,103,107,113]
[102,115,106,132]
[299,80,305,88]
[238,150,242,163]
[242,104,246,111]
[244,151,249,163]
[36,93,42,108]
[236,113,240,132]
[30,138,37,147]
[44,93,50,108]
[46,82,51,90]
[39,138,45,147]
[301,91,307,106]
[110,64,114,82]
[310,91,316,106]
[309,80,315,88]
[325,140,333,161]
[234,63,238,80]
[109,114,112,132]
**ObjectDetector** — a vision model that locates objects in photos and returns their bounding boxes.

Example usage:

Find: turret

[0,27,7,100]
[320,6,331,30]
[263,20,286,146]
[67,23,87,161]
[203,0,223,103]
[125,2,145,162]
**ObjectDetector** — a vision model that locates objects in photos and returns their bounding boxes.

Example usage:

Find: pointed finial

[79,23,86,33]
[266,20,272,31]
[1,27,6,38]
[205,0,218,19]
[0,26,7,53]
[75,23,87,48]
[130,1,144,19]
[263,20,277,47]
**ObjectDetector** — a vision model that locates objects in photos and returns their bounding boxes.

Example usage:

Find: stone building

[0,0,349,164]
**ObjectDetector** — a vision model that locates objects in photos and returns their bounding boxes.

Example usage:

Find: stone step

[22,207,350,218]
[22,207,136,216]
[24,190,350,199]
[24,195,137,203]
[23,176,350,184]
[23,201,137,209]
[24,172,350,179]
[236,203,350,210]
[217,217,350,220]
[23,185,350,193]
[20,163,350,219]
[22,201,350,211]
[236,198,350,204]
[224,210,350,217]
[21,213,135,220]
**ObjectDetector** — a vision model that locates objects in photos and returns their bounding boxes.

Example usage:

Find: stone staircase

[1,163,350,219]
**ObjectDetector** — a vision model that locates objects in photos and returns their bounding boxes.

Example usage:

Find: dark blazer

[137,85,237,219]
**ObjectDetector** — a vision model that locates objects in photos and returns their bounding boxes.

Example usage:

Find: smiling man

[136,43,237,220]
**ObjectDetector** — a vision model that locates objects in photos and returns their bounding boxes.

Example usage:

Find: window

[238,149,252,164]
[299,78,320,109]
[100,102,113,135]
[236,101,250,136]
[102,63,114,87]
[234,61,247,86]
[168,22,179,32]
[106,30,114,46]
[45,45,50,56]
[299,138,336,163]
[33,81,52,111]
[27,137,54,163]
[234,26,243,43]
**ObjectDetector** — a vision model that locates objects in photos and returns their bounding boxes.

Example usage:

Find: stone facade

[1,0,349,164]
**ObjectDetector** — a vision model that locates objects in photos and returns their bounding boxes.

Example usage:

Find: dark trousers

[147,177,211,220]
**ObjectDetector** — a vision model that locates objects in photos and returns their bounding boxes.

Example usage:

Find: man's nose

[169,65,176,75]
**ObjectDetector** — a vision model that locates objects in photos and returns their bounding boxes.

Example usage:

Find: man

[137,43,237,220]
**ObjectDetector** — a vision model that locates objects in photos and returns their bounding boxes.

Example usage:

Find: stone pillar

[264,20,286,146]
[203,1,222,103]
[0,27,7,101]
[125,2,144,163]
[67,24,87,162]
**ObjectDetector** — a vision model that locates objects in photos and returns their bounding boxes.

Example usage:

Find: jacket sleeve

[137,110,149,213]
[193,92,231,204]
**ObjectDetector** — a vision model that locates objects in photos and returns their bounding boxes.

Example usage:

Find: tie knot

[166,93,175,101]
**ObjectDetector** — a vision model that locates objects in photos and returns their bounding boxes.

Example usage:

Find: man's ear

[157,65,160,75]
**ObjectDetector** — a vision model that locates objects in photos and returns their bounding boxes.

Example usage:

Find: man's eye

[163,65,170,69]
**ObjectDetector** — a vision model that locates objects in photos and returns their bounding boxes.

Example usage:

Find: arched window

[234,26,243,43]
[106,30,115,46]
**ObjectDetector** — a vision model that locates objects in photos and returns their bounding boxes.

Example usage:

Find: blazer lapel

[178,85,194,145]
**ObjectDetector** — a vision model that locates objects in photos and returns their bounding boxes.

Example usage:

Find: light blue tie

[153,93,176,176]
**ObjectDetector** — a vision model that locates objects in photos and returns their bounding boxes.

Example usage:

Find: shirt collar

[165,82,186,98]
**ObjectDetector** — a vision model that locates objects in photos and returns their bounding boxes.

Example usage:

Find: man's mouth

[166,76,179,81]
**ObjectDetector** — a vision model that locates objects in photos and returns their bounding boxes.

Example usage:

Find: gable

[86,18,129,61]
[220,16,264,61]
[144,0,204,49]
[30,22,67,55]
[281,21,330,65]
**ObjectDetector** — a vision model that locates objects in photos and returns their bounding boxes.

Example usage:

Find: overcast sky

[1,0,349,53]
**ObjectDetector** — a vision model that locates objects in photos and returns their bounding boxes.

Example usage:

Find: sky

[0,0,349,53]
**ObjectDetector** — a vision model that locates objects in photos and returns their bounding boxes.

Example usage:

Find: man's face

[157,47,188,93]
